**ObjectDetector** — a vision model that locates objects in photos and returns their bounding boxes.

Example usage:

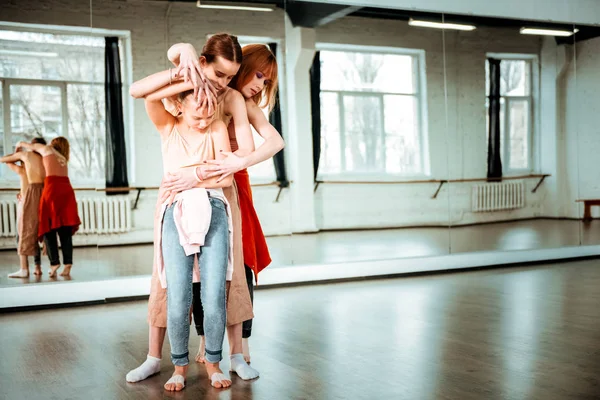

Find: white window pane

[320,50,415,94]
[0,30,104,82]
[384,95,421,174]
[507,100,529,170]
[10,84,61,145]
[0,82,4,179]
[319,92,342,175]
[343,95,383,173]
[500,60,530,96]
[67,84,105,182]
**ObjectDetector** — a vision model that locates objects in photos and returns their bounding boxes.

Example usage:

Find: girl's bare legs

[126,326,166,383]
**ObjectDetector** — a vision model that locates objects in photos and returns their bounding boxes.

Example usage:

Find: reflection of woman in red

[17,137,81,278]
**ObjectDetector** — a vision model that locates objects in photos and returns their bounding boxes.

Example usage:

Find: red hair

[229,44,278,113]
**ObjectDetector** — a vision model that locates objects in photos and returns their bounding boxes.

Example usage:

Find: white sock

[8,269,29,278]
[230,353,259,380]
[126,355,161,383]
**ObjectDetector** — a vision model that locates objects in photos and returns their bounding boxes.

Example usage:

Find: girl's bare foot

[164,365,187,391]
[8,268,29,278]
[48,265,60,278]
[195,336,206,363]
[205,362,231,388]
[60,265,72,277]
[33,265,42,276]
[242,338,251,363]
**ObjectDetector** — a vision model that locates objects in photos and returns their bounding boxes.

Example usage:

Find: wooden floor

[1,259,599,399]
[2,218,600,287]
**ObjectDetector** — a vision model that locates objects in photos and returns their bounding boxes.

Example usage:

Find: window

[485,56,534,173]
[0,25,129,185]
[318,46,427,179]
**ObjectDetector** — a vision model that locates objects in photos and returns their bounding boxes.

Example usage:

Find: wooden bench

[576,199,600,222]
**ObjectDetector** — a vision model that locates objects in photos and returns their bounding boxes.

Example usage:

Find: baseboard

[2,244,600,312]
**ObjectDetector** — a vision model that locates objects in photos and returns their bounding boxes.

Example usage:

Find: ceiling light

[196,1,274,12]
[408,18,476,31]
[520,27,578,37]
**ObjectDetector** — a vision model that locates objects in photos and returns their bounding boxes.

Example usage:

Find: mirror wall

[1,0,599,303]
[0,0,292,292]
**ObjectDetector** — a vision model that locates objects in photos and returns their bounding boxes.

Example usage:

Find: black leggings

[43,226,74,266]
[193,264,254,338]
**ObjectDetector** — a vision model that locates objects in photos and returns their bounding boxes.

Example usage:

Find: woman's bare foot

[242,338,251,363]
[33,265,42,276]
[60,265,72,277]
[8,268,29,278]
[164,365,187,392]
[205,362,231,388]
[195,336,206,363]
[48,265,60,278]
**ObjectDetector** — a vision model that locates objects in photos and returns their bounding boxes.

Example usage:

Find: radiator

[0,200,18,237]
[0,196,131,237]
[472,181,525,212]
[77,197,132,234]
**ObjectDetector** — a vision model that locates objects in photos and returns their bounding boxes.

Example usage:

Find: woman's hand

[174,44,218,110]
[202,152,248,182]
[161,167,201,193]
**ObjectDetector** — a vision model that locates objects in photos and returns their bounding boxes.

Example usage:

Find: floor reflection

[1,219,599,287]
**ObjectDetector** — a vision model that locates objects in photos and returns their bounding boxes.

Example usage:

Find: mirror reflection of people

[0,137,47,278]
[129,35,242,391]
[127,34,257,389]
[17,137,81,278]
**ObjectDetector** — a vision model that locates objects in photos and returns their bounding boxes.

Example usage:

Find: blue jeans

[162,197,229,366]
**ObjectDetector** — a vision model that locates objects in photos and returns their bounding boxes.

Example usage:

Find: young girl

[16,137,80,278]
[128,33,253,390]
[132,55,237,389]
[0,137,46,278]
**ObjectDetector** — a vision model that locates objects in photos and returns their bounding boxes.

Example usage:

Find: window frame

[0,21,133,188]
[486,53,539,176]
[315,43,430,182]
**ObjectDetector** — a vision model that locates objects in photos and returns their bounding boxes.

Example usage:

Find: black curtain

[309,51,321,182]
[105,37,129,194]
[267,43,289,188]
[487,58,502,180]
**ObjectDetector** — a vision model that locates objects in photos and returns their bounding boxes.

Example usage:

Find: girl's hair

[201,33,242,65]
[50,136,70,161]
[177,89,194,103]
[229,44,279,113]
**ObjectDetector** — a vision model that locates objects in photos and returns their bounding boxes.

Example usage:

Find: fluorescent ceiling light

[520,27,578,37]
[196,1,274,12]
[408,18,476,31]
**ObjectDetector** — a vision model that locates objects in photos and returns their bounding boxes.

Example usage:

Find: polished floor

[1,259,599,399]
[1,219,599,287]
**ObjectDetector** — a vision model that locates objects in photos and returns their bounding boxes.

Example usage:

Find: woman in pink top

[16,137,81,278]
